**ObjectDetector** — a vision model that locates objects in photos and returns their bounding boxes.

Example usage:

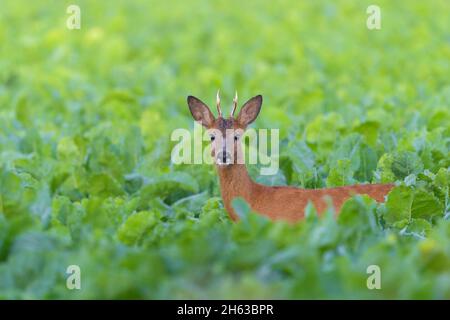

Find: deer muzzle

[216,150,232,166]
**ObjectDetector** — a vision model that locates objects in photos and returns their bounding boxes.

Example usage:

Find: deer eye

[210,135,215,141]
[234,135,239,141]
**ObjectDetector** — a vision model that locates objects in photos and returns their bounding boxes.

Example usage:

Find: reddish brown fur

[187,94,394,222]
[218,163,394,222]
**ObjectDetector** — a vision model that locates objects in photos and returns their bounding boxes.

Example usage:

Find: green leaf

[326,159,354,187]
[434,168,449,189]
[86,173,124,197]
[355,144,378,182]
[338,196,379,246]
[232,197,251,220]
[384,186,413,225]
[57,137,80,161]
[305,113,344,148]
[139,172,199,204]
[117,211,157,245]
[353,121,380,147]
[391,151,424,180]
[406,218,432,236]
[376,153,396,183]
[411,190,443,220]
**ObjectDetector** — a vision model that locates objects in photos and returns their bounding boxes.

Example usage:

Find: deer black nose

[217,151,232,165]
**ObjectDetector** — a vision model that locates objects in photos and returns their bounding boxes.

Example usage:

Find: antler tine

[216,89,222,117]
[231,90,238,117]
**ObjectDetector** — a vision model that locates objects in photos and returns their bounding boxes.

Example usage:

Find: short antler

[216,90,222,117]
[231,91,238,117]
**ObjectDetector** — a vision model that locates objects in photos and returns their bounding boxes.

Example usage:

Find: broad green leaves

[353,121,380,147]
[376,151,424,182]
[384,186,414,226]
[0,0,449,300]
[391,152,424,180]
[411,190,443,220]
[327,159,353,187]
[383,186,444,237]
[117,211,157,245]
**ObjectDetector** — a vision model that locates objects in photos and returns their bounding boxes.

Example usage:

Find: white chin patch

[216,160,231,166]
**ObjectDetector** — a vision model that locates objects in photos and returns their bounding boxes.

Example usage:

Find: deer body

[187,92,394,222]
[218,163,393,222]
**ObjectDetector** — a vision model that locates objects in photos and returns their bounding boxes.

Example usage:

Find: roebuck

[187,92,394,222]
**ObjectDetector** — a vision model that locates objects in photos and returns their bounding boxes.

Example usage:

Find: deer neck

[217,164,256,220]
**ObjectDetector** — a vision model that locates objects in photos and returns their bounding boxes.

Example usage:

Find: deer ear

[237,95,262,127]
[187,96,215,127]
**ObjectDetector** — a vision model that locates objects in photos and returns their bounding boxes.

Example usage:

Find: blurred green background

[0,0,449,299]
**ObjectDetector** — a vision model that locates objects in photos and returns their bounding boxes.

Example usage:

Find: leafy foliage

[0,0,449,299]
